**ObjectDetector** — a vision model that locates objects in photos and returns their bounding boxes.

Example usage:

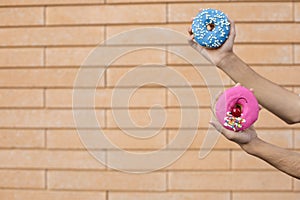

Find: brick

[252,66,300,86]
[109,192,230,200]
[167,44,293,65]
[0,7,43,26]
[295,179,300,191]
[47,130,84,149]
[46,47,165,67]
[111,48,166,66]
[47,5,166,25]
[46,88,166,108]
[232,192,300,200]
[167,45,210,65]
[0,48,43,67]
[106,150,175,171]
[295,45,300,64]
[166,150,230,170]
[107,108,211,129]
[46,89,108,108]
[47,129,166,150]
[168,171,292,191]
[106,24,191,43]
[168,129,239,150]
[108,87,166,108]
[107,66,231,87]
[168,2,293,22]
[168,87,226,108]
[0,89,43,108]
[0,150,105,170]
[295,3,300,21]
[0,170,44,189]
[103,129,167,150]
[48,171,166,191]
[107,0,208,2]
[0,68,104,88]
[106,25,188,46]
[106,149,228,171]
[0,190,106,200]
[235,45,293,64]
[232,150,274,170]
[0,0,104,6]
[0,129,44,148]
[46,47,93,67]
[0,27,104,46]
[235,24,300,43]
[0,109,105,128]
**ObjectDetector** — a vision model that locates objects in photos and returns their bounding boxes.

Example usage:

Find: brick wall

[0,0,300,199]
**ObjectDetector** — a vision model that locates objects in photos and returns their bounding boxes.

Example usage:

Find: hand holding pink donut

[215,85,260,132]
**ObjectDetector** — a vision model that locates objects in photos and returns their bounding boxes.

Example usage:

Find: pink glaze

[215,86,259,132]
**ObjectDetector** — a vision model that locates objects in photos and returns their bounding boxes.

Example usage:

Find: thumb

[209,120,236,141]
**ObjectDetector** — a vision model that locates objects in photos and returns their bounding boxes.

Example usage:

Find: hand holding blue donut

[192,8,231,48]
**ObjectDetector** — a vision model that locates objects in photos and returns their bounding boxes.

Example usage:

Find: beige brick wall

[0,0,299,199]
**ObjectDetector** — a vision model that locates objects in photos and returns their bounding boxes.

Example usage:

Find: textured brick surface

[0,0,299,199]
[0,0,104,6]
[0,129,45,148]
[47,129,166,150]
[0,89,43,107]
[46,5,166,25]
[0,150,105,169]
[0,27,104,46]
[0,7,44,26]
[48,171,166,191]
[168,2,293,22]
[46,88,166,108]
[109,192,230,200]
[0,190,106,200]
[232,192,300,200]
[169,171,292,191]
[0,68,104,88]
[0,170,45,189]
[0,48,43,67]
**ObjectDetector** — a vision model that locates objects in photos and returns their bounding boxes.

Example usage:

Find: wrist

[216,51,236,69]
[240,137,263,156]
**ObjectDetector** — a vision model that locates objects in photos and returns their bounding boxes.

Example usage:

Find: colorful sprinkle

[223,111,246,132]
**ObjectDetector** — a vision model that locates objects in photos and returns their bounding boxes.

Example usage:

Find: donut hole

[206,23,215,31]
[235,104,243,112]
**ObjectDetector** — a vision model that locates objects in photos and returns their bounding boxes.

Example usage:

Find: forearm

[217,52,300,124]
[241,137,300,179]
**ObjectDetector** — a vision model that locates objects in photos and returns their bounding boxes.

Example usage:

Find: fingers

[248,88,262,110]
[209,120,238,141]
[211,90,223,113]
[187,36,197,47]
[188,36,205,54]
[228,18,236,40]
[209,120,224,133]
[235,83,241,87]
[188,26,193,36]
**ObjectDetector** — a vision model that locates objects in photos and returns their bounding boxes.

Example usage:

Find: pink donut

[215,86,259,132]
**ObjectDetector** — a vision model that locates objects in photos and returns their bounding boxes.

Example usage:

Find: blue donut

[192,8,230,48]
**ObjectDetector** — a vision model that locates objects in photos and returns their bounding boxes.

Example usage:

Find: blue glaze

[192,8,230,48]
